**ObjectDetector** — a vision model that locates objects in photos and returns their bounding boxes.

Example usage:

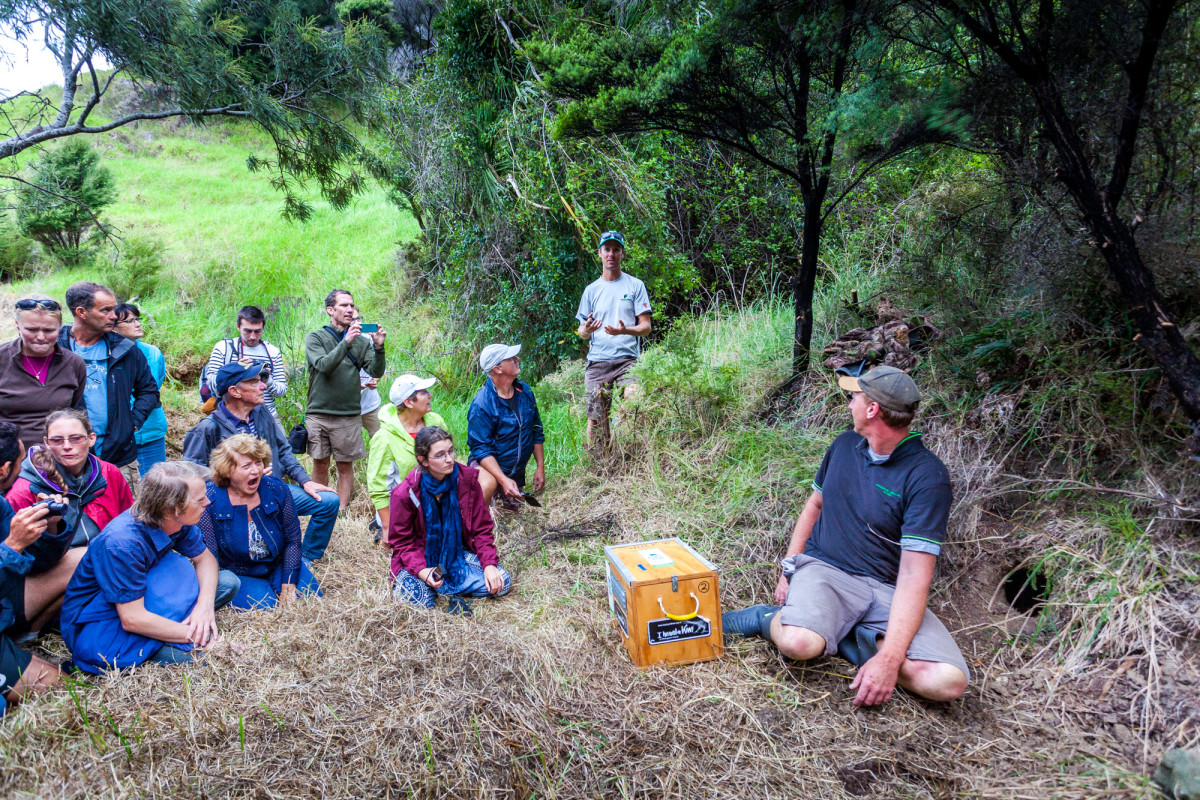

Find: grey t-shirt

[575,272,653,362]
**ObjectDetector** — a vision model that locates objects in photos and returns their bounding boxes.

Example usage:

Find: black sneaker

[721,604,780,641]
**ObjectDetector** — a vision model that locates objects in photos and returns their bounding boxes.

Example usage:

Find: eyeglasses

[16,298,61,312]
[46,434,89,446]
[428,446,456,461]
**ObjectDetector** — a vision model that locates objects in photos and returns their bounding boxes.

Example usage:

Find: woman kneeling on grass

[388,427,510,614]
[198,434,320,610]
[60,462,237,672]
[7,409,132,551]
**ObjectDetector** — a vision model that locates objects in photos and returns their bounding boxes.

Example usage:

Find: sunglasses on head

[16,298,61,312]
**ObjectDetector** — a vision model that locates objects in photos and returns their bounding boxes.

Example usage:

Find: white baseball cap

[479,343,521,373]
[389,374,437,406]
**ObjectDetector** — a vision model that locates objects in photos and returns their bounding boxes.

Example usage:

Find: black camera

[34,499,69,515]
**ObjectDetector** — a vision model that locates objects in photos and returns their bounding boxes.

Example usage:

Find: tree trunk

[792,194,824,375]
[1031,82,1200,454]
[1092,213,1200,452]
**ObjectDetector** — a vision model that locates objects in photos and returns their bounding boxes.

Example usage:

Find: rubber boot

[722,604,780,642]
[836,625,880,667]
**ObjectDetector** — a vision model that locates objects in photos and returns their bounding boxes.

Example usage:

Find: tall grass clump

[102,235,166,301]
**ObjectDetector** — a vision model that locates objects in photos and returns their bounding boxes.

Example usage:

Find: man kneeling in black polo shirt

[723,366,969,706]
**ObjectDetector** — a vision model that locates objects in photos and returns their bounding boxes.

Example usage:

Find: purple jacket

[0,338,86,448]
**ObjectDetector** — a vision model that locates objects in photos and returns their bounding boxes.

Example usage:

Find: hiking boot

[368,516,383,544]
[836,625,880,667]
[446,596,474,617]
[722,604,780,642]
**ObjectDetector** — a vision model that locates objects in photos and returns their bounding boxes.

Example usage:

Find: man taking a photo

[304,290,386,510]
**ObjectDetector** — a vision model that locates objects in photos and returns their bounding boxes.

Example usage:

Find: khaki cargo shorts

[779,553,970,681]
[306,412,366,462]
[584,357,638,421]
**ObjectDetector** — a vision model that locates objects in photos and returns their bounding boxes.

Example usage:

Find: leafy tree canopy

[910,0,1200,451]
[1,0,391,220]
[530,0,965,371]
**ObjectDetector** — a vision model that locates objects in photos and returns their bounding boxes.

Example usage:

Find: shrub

[0,221,37,281]
[16,140,117,267]
[104,236,167,300]
[636,320,739,437]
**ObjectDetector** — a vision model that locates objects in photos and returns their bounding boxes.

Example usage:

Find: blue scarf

[420,464,467,586]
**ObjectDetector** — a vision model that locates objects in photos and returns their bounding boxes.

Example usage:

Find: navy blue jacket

[57,327,160,468]
[0,496,34,635]
[197,476,302,587]
[467,378,544,486]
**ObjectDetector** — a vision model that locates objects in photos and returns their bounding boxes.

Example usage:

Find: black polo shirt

[805,430,952,585]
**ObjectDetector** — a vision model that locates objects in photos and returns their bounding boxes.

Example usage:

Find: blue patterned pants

[392,552,511,608]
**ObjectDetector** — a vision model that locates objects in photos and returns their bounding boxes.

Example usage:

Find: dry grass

[1,441,1191,799]
[2,312,1196,797]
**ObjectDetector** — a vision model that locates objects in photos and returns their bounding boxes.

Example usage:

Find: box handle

[657,593,700,621]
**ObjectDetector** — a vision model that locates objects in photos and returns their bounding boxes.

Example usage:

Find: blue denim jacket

[198,476,301,586]
[467,378,544,486]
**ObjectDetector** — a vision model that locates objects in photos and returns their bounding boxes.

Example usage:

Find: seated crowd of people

[0,231,968,715]
[0,278,545,714]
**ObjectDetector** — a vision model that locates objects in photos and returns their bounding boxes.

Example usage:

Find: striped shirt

[201,338,286,412]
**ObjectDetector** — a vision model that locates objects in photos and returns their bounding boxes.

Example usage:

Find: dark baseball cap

[216,358,269,396]
[598,230,626,249]
[837,365,920,413]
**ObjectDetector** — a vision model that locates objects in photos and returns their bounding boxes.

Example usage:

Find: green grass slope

[5,121,411,424]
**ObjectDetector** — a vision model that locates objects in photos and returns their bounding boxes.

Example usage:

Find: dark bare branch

[0,105,252,160]
[1106,0,1177,207]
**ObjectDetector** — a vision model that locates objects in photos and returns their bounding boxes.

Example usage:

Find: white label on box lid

[637,548,675,567]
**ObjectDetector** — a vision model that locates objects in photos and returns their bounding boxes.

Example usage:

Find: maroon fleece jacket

[387,463,499,581]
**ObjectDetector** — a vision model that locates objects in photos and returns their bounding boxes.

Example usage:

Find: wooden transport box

[604,537,723,668]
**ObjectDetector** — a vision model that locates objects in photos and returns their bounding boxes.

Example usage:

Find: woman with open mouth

[197,434,320,610]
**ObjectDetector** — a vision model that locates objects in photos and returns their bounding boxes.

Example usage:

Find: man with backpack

[199,306,288,425]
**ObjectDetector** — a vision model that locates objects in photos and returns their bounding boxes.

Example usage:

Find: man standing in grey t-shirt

[575,231,652,449]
